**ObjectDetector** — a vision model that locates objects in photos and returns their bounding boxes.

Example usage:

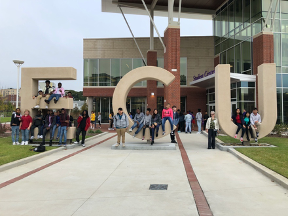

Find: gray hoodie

[144,114,152,127]
[196,112,202,121]
[133,112,145,125]
[113,113,129,129]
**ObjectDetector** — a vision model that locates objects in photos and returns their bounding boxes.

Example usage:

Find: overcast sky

[0,0,212,91]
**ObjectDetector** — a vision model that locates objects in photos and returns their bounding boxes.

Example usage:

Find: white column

[87,97,93,114]
[16,65,20,108]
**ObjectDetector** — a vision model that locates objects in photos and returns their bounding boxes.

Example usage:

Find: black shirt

[80,116,87,130]
[204,114,209,121]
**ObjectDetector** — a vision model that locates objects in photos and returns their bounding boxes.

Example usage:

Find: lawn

[0,137,57,166]
[0,117,11,123]
[217,136,288,179]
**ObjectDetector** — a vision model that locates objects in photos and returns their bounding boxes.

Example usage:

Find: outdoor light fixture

[151,93,154,96]
[13,60,24,108]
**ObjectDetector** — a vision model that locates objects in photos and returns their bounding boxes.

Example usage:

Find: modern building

[0,88,21,106]
[83,0,282,123]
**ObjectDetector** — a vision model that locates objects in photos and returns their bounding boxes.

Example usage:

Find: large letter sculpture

[112,66,176,140]
[215,63,277,140]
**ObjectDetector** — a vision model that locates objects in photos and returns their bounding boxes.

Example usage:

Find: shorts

[91,121,95,124]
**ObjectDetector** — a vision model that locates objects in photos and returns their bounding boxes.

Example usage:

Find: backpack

[30,145,46,152]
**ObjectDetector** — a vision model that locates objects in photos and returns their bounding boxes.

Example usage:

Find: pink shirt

[54,87,65,97]
[162,108,173,119]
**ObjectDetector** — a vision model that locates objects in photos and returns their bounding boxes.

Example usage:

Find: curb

[0,132,108,173]
[228,148,288,190]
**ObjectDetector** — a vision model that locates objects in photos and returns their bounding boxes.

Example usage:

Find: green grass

[0,117,11,123]
[217,136,288,179]
[0,137,57,166]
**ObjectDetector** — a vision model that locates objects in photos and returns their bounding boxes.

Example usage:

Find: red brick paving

[0,134,117,189]
[176,132,213,216]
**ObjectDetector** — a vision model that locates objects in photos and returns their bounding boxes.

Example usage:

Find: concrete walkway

[0,132,287,215]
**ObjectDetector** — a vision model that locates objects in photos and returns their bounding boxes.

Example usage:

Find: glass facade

[84,57,187,87]
[214,0,288,123]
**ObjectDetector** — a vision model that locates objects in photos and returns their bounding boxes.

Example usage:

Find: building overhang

[102,0,227,20]
[190,73,257,89]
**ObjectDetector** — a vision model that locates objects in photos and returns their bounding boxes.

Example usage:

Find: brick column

[164,26,181,109]
[214,55,220,68]
[147,50,158,110]
[253,31,274,107]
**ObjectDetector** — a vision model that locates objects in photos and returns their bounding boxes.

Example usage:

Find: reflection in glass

[180,57,187,85]
[228,2,234,33]
[222,8,228,36]
[237,88,255,101]
[277,88,282,123]
[274,34,281,66]
[121,59,132,77]
[99,59,111,86]
[111,59,121,86]
[235,44,241,73]
[243,0,250,26]
[242,40,251,74]
[89,59,98,86]
[227,48,234,73]
[282,0,288,19]
[235,0,242,28]
[283,88,288,123]
[282,34,288,66]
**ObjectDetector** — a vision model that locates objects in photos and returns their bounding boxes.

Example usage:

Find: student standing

[75,110,90,147]
[150,109,162,145]
[114,108,129,147]
[250,108,262,142]
[59,108,69,147]
[161,103,174,135]
[171,105,179,143]
[203,111,209,131]
[10,108,21,145]
[109,112,114,130]
[142,108,152,140]
[196,109,202,134]
[97,112,101,129]
[205,111,219,149]
[52,111,61,140]
[90,111,96,129]
[231,108,246,142]
[185,112,192,134]
[178,111,185,133]
[19,109,33,145]
[129,109,145,137]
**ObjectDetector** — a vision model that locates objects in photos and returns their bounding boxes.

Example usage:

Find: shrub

[87,129,102,134]
[0,123,7,134]
[272,123,288,135]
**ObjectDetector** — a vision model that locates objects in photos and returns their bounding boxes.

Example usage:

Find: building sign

[193,70,215,81]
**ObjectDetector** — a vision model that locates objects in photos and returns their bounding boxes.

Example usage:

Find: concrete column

[87,97,93,114]
[253,31,274,107]
[147,50,158,110]
[164,26,181,109]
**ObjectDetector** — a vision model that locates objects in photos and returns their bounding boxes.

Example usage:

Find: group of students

[178,109,208,134]
[90,111,101,129]
[113,103,179,147]
[10,108,71,147]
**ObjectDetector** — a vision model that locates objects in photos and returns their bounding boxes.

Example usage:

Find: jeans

[52,125,61,139]
[208,129,216,149]
[236,123,245,137]
[48,94,61,102]
[246,126,254,140]
[142,124,151,137]
[185,122,191,133]
[21,129,29,142]
[162,117,173,132]
[42,127,53,143]
[197,120,202,132]
[11,126,19,143]
[59,126,67,144]
[151,124,160,141]
[30,125,42,137]
[76,127,86,144]
[131,122,144,135]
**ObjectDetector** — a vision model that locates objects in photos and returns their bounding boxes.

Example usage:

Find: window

[180,57,187,85]
[274,34,281,66]
[84,59,89,86]
[282,0,288,19]
[241,40,252,74]
[121,59,132,77]
[243,0,251,26]
[277,88,283,123]
[228,2,235,34]
[235,0,242,28]
[282,34,288,66]
[89,59,98,86]
[227,48,235,72]
[111,59,121,86]
[222,8,228,36]
[237,88,255,101]
[99,59,110,86]
[251,0,262,22]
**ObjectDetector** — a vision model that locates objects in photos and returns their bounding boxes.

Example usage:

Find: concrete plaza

[0,132,287,216]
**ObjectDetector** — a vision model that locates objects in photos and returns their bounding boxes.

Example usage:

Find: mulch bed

[220,143,272,147]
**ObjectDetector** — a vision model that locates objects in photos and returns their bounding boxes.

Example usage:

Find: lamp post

[13,60,24,108]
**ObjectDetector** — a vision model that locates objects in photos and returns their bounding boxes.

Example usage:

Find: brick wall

[164,27,181,108]
[147,50,158,110]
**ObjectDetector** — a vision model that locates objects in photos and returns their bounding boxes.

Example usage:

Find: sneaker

[234,134,237,139]
[31,136,34,139]
[74,141,79,144]
[133,135,136,138]
[142,137,144,140]
[171,140,177,143]
[13,142,16,145]
[49,140,52,146]
[156,133,158,137]
[40,135,43,139]
[54,99,57,104]
[151,141,154,145]
[255,138,258,143]
[56,137,59,140]
[37,135,40,139]
[162,131,165,135]
[129,128,133,132]
[64,144,67,147]
[240,137,243,142]
[82,144,85,147]
[24,141,28,145]
[58,143,62,147]
[122,143,125,147]
[115,143,120,147]
[185,132,187,134]
[16,142,20,145]
[178,131,181,133]
[21,141,25,145]
[34,105,40,108]
[45,99,50,104]
[256,132,259,137]
[190,132,191,134]
[45,106,48,109]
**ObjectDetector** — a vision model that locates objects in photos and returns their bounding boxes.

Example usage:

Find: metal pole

[271,0,280,31]
[141,0,166,53]
[119,6,147,66]
[16,65,20,108]
[178,0,182,24]
[168,0,175,25]
[150,9,154,50]
[263,0,274,31]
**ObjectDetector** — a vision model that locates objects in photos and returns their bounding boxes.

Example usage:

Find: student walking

[19,109,33,145]
[250,108,262,142]
[231,108,246,142]
[129,109,145,137]
[244,112,254,141]
[203,111,209,131]
[42,110,56,146]
[205,111,219,149]
[185,112,192,133]
[142,108,152,140]
[10,108,21,145]
[114,108,129,147]
[109,112,114,130]
[150,109,162,145]
[75,110,90,147]
[97,112,101,128]
[90,111,95,129]
[161,103,174,135]
[59,108,69,147]
[196,109,202,134]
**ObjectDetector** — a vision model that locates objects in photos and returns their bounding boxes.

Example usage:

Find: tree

[66,90,86,101]
[0,94,5,113]
[81,103,88,113]
[71,107,80,119]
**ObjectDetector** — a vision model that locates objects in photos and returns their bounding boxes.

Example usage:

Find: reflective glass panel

[99,59,111,86]
[251,0,262,22]
[111,59,121,86]
[121,59,132,77]
[277,74,282,87]
[277,88,282,123]
[281,0,288,19]
[235,0,242,28]
[274,34,281,66]
[180,57,187,85]
[227,48,234,73]
[235,44,241,73]
[282,74,288,87]
[243,0,250,26]
[237,88,255,101]
[242,40,252,74]
[89,59,98,86]
[282,34,288,66]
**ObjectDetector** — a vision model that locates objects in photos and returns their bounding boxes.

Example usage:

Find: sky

[0,0,213,91]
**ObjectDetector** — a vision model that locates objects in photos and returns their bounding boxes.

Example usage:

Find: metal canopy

[190,73,256,89]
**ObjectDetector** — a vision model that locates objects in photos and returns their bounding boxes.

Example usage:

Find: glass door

[231,102,237,115]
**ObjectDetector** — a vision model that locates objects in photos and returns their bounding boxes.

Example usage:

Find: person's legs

[241,126,246,138]
[197,120,201,132]
[255,122,261,134]
[131,122,138,130]
[15,127,19,143]
[57,126,61,138]
[156,124,160,135]
[51,124,56,139]
[212,131,216,149]
[59,127,64,144]
[25,129,29,142]
[37,125,42,136]
[249,127,254,138]
[36,95,43,105]
[151,127,155,141]
[162,118,166,132]
[11,126,16,143]
[236,124,242,134]
[62,126,67,144]
[76,127,81,142]
[42,128,47,144]
[30,125,35,137]
[167,117,173,131]
[121,128,126,144]
[81,129,86,144]
[142,125,146,137]
[185,122,188,133]
[188,122,191,132]
[55,94,61,101]
[246,127,250,140]
[21,129,25,142]
[135,123,144,135]
[116,129,121,144]
[47,94,56,102]
[204,121,207,130]
[208,129,212,149]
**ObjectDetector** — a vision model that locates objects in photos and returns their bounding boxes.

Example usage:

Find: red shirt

[235,115,241,124]
[20,115,33,130]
